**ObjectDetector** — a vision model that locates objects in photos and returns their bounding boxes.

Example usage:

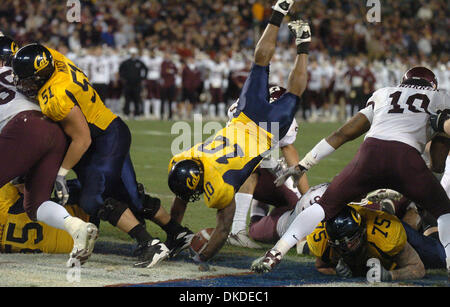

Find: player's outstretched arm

[197,200,236,261]
[275,113,370,187]
[429,135,450,173]
[286,20,311,97]
[254,0,294,66]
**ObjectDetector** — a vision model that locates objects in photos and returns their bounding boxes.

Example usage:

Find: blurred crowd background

[0,0,448,121]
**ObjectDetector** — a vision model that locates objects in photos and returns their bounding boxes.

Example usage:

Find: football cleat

[288,20,311,46]
[66,222,98,267]
[366,189,403,203]
[166,227,194,258]
[133,239,170,268]
[272,0,294,15]
[380,199,395,215]
[227,230,263,249]
[251,249,283,273]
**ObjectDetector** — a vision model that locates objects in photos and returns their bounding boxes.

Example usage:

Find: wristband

[58,167,70,177]
[300,139,335,169]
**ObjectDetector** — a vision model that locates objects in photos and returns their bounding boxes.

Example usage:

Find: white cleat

[227,230,263,249]
[66,222,98,267]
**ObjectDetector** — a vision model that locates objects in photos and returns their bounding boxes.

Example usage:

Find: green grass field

[96,119,363,257]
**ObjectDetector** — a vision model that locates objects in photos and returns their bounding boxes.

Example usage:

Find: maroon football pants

[0,111,67,220]
[319,137,450,220]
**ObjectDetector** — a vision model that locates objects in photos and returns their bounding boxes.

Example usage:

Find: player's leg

[20,115,98,267]
[227,172,262,249]
[248,206,290,244]
[402,221,446,269]
[251,140,384,273]
[389,143,450,277]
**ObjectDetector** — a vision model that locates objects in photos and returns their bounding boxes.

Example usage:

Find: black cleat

[166,227,194,258]
[133,239,170,268]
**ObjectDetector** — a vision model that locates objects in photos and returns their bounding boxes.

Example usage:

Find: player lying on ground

[0,180,90,254]
[249,181,445,281]
[11,42,193,268]
[167,0,310,265]
[0,36,97,266]
[251,66,450,280]
[225,88,307,249]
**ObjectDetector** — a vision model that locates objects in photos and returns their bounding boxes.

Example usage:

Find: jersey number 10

[387,91,430,114]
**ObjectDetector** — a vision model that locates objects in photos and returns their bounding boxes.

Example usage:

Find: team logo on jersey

[34,52,49,72]
[186,170,200,190]
[10,42,18,55]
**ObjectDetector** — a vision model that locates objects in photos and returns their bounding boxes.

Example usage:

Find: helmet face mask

[326,206,366,256]
[328,225,366,255]
[13,74,43,99]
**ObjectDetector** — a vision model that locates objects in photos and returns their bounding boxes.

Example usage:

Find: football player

[0,36,98,266]
[249,183,445,280]
[252,66,450,279]
[11,43,192,268]
[312,205,427,281]
[0,179,90,254]
[167,0,311,264]
[225,88,308,249]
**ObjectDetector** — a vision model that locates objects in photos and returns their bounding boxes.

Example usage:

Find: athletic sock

[36,200,71,230]
[128,223,153,245]
[231,193,253,234]
[274,203,325,256]
[161,218,185,237]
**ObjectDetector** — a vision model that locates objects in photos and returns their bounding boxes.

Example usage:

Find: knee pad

[97,198,129,226]
[141,194,161,220]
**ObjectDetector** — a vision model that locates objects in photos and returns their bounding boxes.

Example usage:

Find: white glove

[366,258,392,283]
[335,258,352,278]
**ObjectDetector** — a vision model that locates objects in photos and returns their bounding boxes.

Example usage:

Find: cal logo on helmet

[186,170,200,190]
[11,42,18,55]
[350,209,362,226]
[34,52,49,72]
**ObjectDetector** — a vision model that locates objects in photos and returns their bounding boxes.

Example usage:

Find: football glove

[335,258,352,278]
[366,258,392,283]
[55,175,69,205]
[274,163,307,188]
[430,110,450,134]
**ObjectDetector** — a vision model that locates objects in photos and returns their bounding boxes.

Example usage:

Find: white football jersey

[90,56,111,85]
[278,119,299,147]
[0,67,40,132]
[277,183,329,237]
[359,85,449,153]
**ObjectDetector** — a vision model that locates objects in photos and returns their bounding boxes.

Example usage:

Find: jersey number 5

[68,63,97,103]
